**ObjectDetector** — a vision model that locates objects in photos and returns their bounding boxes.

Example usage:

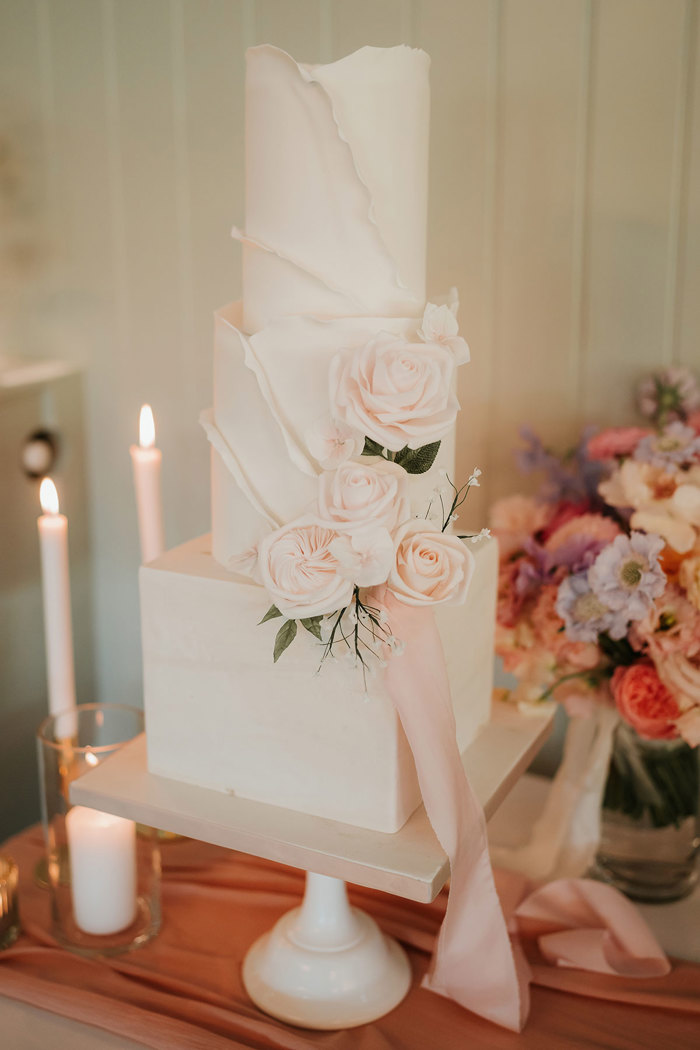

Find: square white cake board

[70,699,553,904]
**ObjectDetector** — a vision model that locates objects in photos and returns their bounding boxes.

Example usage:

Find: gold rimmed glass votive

[37,703,161,957]
[0,856,19,949]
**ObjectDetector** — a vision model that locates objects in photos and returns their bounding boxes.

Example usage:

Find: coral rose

[611,663,680,740]
[317,458,409,533]
[329,333,458,452]
[257,517,353,619]
[388,520,474,606]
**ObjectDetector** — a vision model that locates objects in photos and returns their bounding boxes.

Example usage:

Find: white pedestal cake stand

[70,700,553,1030]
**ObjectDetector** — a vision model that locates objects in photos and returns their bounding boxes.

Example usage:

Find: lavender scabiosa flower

[556,573,629,642]
[633,421,700,469]
[637,367,700,425]
[588,532,666,621]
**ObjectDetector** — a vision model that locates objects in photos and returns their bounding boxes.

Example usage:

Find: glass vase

[37,703,161,956]
[595,721,700,902]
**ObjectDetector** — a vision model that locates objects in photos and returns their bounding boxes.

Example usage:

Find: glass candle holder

[37,703,161,957]
[0,856,20,949]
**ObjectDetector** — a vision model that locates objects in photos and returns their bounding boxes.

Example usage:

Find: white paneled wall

[1,0,699,707]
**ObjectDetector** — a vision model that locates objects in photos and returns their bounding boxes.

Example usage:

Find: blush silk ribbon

[383,592,530,1031]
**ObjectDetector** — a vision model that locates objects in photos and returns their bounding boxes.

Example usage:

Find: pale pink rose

[675,707,700,747]
[612,663,681,740]
[586,427,650,461]
[330,527,395,588]
[679,554,700,610]
[317,458,409,533]
[388,520,474,606]
[490,495,551,557]
[306,415,363,469]
[654,651,700,708]
[544,513,622,554]
[629,583,700,659]
[329,333,458,452]
[257,517,353,619]
[419,301,470,365]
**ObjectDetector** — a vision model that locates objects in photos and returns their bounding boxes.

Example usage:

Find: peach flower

[654,651,700,709]
[329,333,458,452]
[675,707,700,747]
[257,517,353,619]
[388,520,473,606]
[317,458,409,533]
[612,663,680,740]
[679,554,700,610]
[530,585,600,671]
[490,495,551,557]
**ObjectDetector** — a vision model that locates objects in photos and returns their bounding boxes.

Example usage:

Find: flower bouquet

[491,367,700,900]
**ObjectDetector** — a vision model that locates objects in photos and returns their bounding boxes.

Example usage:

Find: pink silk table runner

[1,826,699,1050]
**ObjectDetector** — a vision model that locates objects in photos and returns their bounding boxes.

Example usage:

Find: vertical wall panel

[581,0,687,423]
[330,0,409,53]
[677,3,700,369]
[4,0,700,708]
[489,0,589,502]
[416,0,494,525]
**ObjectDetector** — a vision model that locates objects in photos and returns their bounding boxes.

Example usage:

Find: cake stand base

[242,872,411,1030]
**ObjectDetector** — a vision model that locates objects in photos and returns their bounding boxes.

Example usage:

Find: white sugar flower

[330,526,395,588]
[307,414,364,470]
[419,299,470,365]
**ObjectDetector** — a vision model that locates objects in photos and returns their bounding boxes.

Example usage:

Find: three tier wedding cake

[139,44,498,834]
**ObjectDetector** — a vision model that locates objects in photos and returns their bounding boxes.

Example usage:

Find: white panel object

[70,703,554,903]
[242,872,411,1029]
[140,532,497,833]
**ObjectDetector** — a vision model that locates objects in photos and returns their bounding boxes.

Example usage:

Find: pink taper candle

[37,478,77,717]
[129,405,165,563]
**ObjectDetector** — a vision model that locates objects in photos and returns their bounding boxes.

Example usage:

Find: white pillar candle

[66,805,137,935]
[129,404,165,564]
[37,478,77,719]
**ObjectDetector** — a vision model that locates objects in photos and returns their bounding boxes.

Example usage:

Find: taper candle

[130,404,165,563]
[37,478,76,718]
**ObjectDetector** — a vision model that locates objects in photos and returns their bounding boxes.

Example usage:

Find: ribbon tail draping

[383,592,530,1032]
[491,705,618,881]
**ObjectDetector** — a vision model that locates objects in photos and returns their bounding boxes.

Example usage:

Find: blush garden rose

[257,518,354,619]
[317,458,409,533]
[388,519,474,607]
[329,332,459,452]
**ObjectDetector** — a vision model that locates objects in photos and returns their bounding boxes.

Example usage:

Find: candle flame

[139,404,156,449]
[85,751,98,767]
[40,477,60,515]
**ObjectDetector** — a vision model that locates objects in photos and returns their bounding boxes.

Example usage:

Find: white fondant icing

[141,534,496,832]
[241,45,428,331]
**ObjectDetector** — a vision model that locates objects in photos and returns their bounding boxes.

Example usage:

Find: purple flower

[637,367,700,424]
[633,421,700,469]
[515,425,604,504]
[547,534,610,574]
[588,532,666,622]
[556,573,629,642]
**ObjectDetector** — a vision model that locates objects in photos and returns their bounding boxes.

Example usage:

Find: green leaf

[301,617,323,641]
[362,437,385,458]
[273,619,297,662]
[259,605,282,625]
[395,441,441,474]
[597,632,638,667]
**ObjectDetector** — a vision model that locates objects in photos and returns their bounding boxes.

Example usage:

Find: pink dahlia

[586,426,651,461]
[545,513,622,555]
